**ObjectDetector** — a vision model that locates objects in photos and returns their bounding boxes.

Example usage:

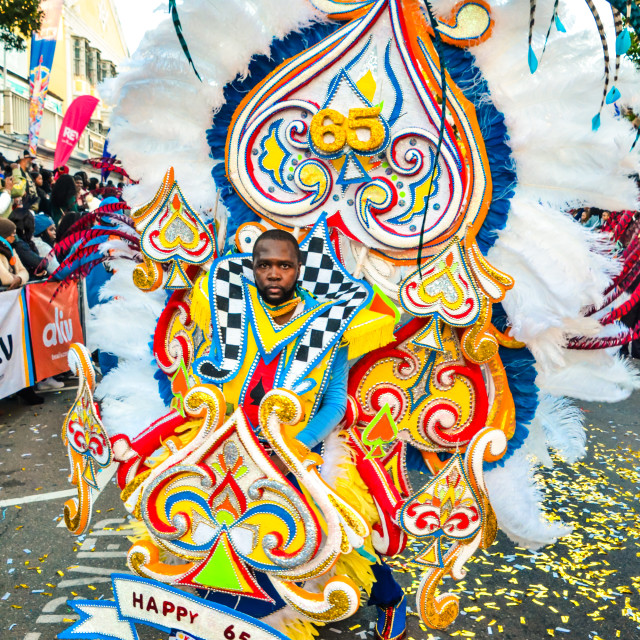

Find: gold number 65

[310,106,385,154]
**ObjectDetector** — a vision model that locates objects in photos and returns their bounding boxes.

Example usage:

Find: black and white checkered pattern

[196,219,371,389]
[195,256,253,381]
[283,229,370,389]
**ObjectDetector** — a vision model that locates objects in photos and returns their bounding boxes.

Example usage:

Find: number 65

[224,624,250,640]
[310,106,386,154]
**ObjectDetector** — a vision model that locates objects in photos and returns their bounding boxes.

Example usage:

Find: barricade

[0,281,83,398]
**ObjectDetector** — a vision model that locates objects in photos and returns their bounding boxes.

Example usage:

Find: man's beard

[257,282,297,305]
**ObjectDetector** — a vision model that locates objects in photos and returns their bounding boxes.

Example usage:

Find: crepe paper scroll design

[460,242,514,363]
[348,318,516,452]
[400,427,507,629]
[361,403,398,458]
[399,238,481,347]
[153,290,197,377]
[62,343,112,535]
[132,254,163,292]
[134,168,215,290]
[225,0,493,263]
[346,426,408,558]
[436,1,494,47]
[399,238,514,360]
[311,0,494,48]
[123,384,364,622]
[256,389,366,621]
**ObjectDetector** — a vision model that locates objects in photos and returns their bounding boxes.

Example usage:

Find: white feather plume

[471,0,639,402]
[86,259,167,438]
[100,0,323,215]
[485,450,573,550]
[535,394,587,464]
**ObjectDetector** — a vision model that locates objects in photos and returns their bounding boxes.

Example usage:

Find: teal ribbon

[168,0,202,82]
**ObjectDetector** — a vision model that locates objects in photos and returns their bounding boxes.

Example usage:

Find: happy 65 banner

[58,574,289,640]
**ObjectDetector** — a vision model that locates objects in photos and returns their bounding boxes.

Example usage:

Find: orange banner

[26,281,84,381]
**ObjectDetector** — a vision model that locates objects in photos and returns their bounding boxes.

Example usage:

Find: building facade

[0,0,128,169]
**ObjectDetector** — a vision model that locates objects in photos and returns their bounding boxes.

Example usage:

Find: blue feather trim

[206,21,342,243]
[485,303,538,469]
[439,42,516,255]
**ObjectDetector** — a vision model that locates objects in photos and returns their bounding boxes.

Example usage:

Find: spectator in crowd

[102,185,120,200]
[0,173,14,218]
[0,218,28,289]
[51,173,79,225]
[13,150,39,211]
[56,209,83,248]
[33,214,59,276]
[0,219,47,405]
[8,208,47,279]
[40,168,53,195]
[73,171,90,210]
[31,170,52,216]
[89,177,99,192]
[582,207,602,228]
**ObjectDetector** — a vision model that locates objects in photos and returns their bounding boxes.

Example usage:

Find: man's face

[253,239,301,305]
[20,157,31,171]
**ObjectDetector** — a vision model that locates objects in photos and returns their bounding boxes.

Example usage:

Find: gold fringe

[342,309,397,360]
[278,618,323,640]
[190,273,212,331]
[331,447,380,595]
[145,419,205,467]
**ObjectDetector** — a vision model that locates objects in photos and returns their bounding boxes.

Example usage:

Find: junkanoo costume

[55,1,640,638]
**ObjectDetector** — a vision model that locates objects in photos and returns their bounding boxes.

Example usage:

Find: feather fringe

[485,449,573,550]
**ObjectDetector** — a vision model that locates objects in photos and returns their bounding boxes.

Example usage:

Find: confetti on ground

[386,418,640,639]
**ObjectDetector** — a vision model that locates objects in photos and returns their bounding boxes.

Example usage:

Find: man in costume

[241,228,349,452]
[241,229,406,640]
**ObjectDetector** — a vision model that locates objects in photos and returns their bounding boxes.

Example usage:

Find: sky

[113,0,166,55]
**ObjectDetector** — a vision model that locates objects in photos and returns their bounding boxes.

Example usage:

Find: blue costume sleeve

[296,346,348,449]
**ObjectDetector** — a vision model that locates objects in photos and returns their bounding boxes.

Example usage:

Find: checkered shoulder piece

[194,215,373,393]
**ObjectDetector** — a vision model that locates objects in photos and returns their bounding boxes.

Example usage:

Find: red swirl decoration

[420,361,488,447]
[153,290,193,373]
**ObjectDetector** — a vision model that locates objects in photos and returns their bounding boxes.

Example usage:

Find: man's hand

[3,175,13,192]
[8,275,22,290]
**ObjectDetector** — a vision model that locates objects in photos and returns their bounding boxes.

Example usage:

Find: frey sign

[54,95,99,168]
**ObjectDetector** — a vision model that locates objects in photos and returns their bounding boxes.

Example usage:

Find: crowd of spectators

[0,149,126,404]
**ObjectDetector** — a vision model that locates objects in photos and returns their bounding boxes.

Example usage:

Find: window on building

[73,37,86,77]
[84,41,91,81]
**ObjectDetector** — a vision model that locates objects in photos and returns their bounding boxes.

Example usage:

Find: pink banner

[54,95,100,168]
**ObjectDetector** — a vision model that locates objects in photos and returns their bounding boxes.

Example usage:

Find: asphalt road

[1,384,639,640]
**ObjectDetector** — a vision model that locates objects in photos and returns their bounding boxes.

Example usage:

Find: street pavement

[1,384,640,640]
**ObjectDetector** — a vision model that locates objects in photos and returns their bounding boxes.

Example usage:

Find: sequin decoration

[225,0,493,262]
[62,343,112,536]
[135,168,215,290]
